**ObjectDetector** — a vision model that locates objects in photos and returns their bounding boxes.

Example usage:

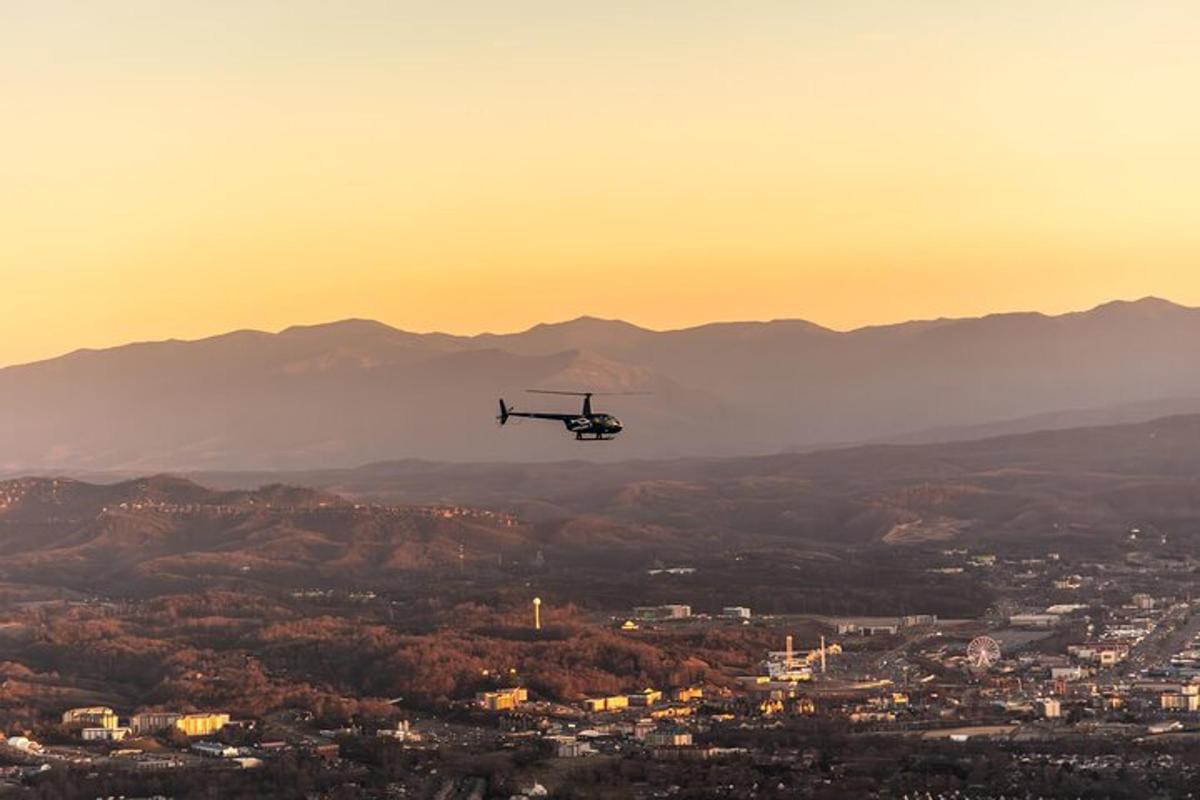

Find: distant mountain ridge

[3,297,1200,471]
[190,412,1200,551]
[0,474,525,590]
[9,412,1200,590]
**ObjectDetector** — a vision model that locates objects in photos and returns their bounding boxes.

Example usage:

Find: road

[1099,602,1197,682]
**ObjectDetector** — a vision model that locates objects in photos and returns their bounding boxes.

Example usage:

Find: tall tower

[820,635,827,674]
[533,597,542,631]
[785,635,794,671]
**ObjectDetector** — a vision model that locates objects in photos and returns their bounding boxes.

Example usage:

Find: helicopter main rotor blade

[526,389,651,396]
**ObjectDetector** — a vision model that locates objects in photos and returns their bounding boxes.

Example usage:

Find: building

[583,695,630,713]
[5,736,42,754]
[610,717,655,739]
[130,712,183,735]
[1068,642,1131,665]
[376,720,412,741]
[628,689,663,707]
[476,687,528,711]
[1050,666,1084,681]
[1040,698,1062,719]
[650,705,693,719]
[833,618,901,636]
[721,606,751,619]
[1045,604,1088,615]
[1161,685,1200,712]
[650,744,721,761]
[1009,613,1061,629]
[645,727,692,747]
[176,713,230,737]
[191,741,238,758]
[1132,593,1156,610]
[792,697,817,715]
[548,736,591,758]
[82,727,130,742]
[633,605,692,621]
[310,742,340,760]
[673,687,704,703]
[62,707,118,730]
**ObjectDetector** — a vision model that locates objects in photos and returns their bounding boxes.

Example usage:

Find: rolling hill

[192,413,1200,551]
[4,413,1198,615]
[0,475,528,592]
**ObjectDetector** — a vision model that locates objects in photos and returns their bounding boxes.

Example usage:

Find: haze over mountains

[3,297,1200,472]
[192,412,1200,548]
[5,413,1200,604]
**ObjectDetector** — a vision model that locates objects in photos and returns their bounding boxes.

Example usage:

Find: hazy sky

[3,1,1199,366]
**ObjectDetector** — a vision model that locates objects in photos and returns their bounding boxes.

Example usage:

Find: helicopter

[497,389,645,441]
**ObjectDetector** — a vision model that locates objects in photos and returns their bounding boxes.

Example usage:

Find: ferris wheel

[966,635,1002,671]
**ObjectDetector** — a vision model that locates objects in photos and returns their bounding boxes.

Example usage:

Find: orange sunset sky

[3,1,1199,367]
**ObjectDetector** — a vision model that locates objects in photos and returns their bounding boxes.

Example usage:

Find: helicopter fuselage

[498,394,626,441]
[563,413,623,439]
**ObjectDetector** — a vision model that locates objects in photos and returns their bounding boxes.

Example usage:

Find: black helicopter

[497,390,644,440]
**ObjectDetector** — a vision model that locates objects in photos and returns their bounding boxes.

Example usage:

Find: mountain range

[3,297,1200,471]
[192,412,1200,547]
